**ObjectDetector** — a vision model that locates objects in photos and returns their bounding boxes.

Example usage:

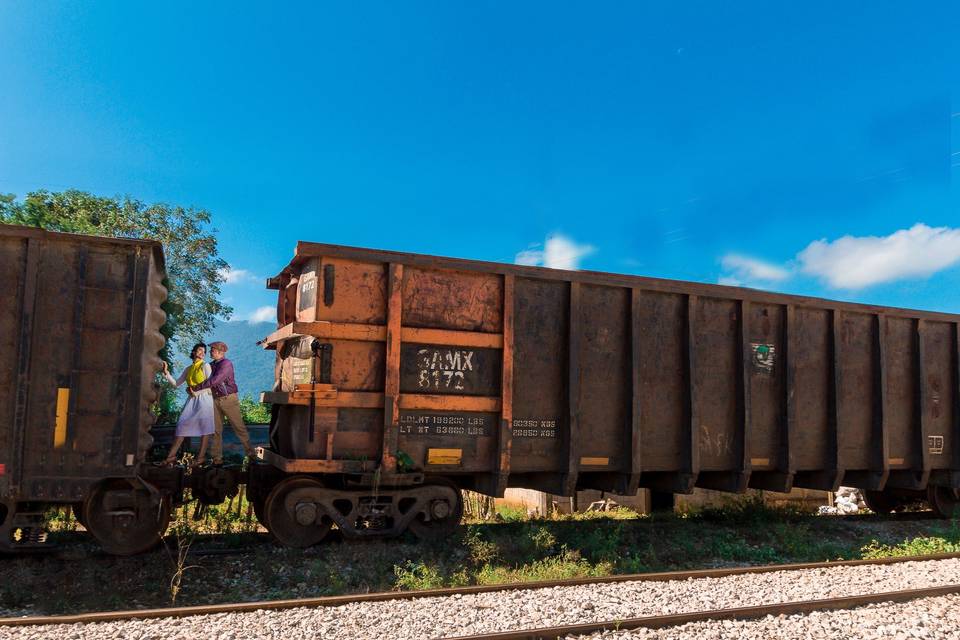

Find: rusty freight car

[0,224,175,553]
[256,240,960,545]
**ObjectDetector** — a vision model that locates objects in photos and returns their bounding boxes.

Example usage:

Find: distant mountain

[167,320,276,401]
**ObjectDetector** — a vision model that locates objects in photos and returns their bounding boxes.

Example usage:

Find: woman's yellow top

[186,359,207,387]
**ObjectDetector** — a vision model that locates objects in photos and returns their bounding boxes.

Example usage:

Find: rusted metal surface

[263,240,960,500]
[0,225,166,511]
[4,553,960,627]
[7,236,39,498]
[382,263,403,473]
[256,447,377,473]
[495,275,515,495]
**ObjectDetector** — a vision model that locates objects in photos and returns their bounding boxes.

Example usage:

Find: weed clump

[861,521,960,558]
[686,492,807,525]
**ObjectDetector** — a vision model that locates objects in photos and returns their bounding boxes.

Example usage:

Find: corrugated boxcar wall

[0,232,29,500]
[0,225,166,503]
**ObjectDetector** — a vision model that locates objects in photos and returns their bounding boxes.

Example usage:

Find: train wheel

[263,476,331,548]
[928,486,960,518]
[862,490,903,514]
[83,480,171,555]
[409,479,463,540]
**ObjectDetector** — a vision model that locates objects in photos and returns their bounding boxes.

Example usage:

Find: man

[189,341,255,464]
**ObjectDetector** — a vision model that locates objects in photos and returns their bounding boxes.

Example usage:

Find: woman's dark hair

[189,343,207,360]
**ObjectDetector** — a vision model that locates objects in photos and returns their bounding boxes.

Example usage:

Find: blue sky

[1,2,957,321]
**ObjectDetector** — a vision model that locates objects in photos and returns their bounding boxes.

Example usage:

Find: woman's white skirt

[176,391,216,437]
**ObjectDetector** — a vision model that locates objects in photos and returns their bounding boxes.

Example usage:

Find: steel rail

[445,583,960,640]
[2,552,959,627]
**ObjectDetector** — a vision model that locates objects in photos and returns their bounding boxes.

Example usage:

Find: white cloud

[719,254,790,284]
[219,266,260,285]
[798,223,960,289]
[514,233,596,270]
[248,306,275,323]
[514,248,543,266]
[717,275,744,287]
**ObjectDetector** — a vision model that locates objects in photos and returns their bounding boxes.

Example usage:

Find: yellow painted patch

[54,387,70,449]
[888,457,905,466]
[580,456,609,466]
[750,457,770,467]
[427,448,462,465]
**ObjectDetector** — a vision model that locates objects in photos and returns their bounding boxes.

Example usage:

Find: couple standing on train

[160,341,256,466]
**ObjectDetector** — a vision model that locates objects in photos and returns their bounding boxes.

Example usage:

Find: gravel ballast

[2,558,959,639]
[578,593,960,639]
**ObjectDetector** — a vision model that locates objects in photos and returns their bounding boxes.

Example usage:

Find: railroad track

[448,583,960,639]
[2,552,960,630]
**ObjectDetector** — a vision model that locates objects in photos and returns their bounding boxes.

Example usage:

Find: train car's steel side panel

[0,224,165,503]
[266,240,960,497]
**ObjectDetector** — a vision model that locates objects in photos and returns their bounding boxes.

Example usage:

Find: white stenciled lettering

[512,418,560,438]
[416,348,475,389]
[445,350,461,370]
[417,350,431,370]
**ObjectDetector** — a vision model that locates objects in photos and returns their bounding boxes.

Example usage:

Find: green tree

[239,395,272,424]
[1,189,233,422]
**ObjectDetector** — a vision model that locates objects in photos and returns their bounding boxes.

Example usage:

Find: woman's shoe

[162,455,177,467]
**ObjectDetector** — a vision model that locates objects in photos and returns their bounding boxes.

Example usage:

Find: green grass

[474,550,612,584]
[861,521,960,558]
[16,496,960,616]
[494,504,529,522]
[393,561,462,590]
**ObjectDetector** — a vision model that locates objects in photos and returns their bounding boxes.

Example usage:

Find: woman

[161,342,215,465]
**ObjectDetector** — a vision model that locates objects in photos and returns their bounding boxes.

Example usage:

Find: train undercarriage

[0,457,466,555]
[3,462,959,555]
